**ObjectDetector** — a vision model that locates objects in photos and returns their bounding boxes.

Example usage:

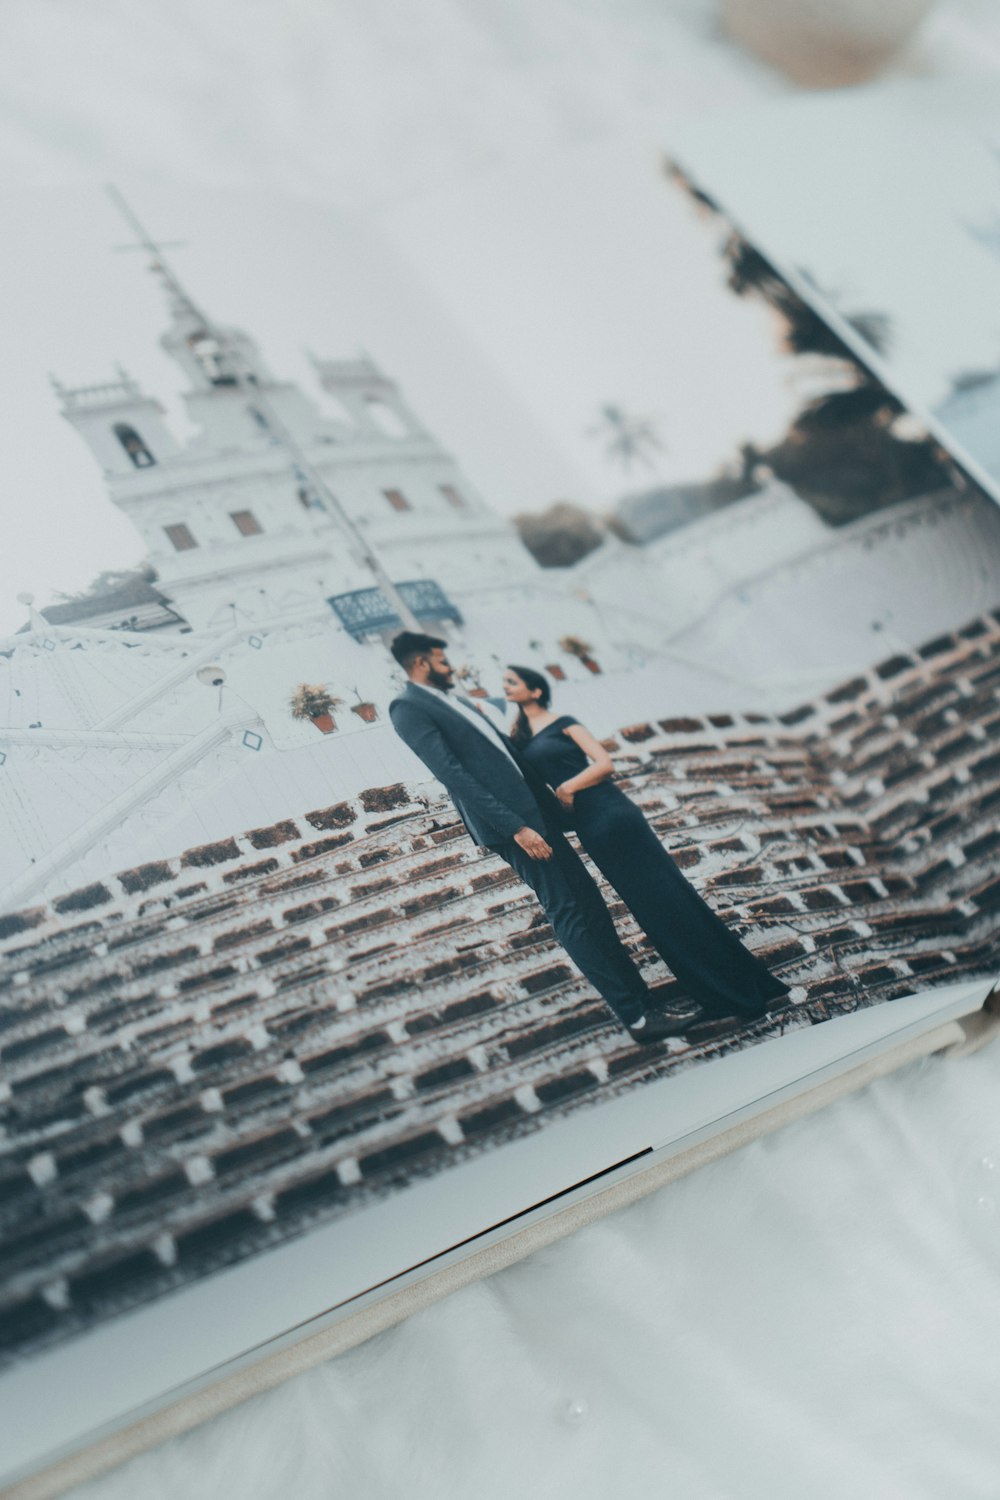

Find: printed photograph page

[1,159,998,1479]
[665,76,1000,501]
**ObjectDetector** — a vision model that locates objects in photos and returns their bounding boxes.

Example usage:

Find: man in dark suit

[388,630,696,1046]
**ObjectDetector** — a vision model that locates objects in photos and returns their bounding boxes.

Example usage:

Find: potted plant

[289,683,343,734]
[546,662,566,681]
[559,634,601,675]
[349,687,379,724]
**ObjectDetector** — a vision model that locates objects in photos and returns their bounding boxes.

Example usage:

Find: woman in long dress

[503,665,791,1022]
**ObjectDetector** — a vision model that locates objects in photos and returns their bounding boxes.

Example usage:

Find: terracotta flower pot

[351,702,378,723]
[468,686,488,699]
[582,657,602,675]
[310,713,336,734]
[546,664,566,681]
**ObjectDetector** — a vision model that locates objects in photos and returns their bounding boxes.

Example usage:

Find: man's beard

[427,665,454,691]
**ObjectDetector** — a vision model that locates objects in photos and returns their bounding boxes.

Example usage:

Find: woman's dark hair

[507,664,551,747]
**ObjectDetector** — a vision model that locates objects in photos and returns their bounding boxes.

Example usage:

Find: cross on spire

[107,184,208,327]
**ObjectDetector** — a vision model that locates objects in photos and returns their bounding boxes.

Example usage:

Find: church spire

[105,187,420,631]
[109,184,213,338]
[109,184,268,392]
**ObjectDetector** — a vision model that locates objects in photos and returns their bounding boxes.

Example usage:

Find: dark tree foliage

[55,564,158,602]
[766,422,954,524]
[514,502,605,568]
[795,385,902,430]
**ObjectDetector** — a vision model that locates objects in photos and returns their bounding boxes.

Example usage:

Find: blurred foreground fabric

[73,1037,1000,1500]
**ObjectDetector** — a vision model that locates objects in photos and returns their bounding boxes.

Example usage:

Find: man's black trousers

[495,826,649,1027]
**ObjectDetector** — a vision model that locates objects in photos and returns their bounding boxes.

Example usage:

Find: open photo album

[1,124,999,1495]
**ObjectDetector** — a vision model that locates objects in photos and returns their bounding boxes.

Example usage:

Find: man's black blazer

[389,681,552,848]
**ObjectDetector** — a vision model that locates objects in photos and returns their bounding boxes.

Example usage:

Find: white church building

[3,236,1000,912]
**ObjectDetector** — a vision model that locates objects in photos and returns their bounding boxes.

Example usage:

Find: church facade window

[230,509,263,536]
[113,423,155,468]
[164,522,198,551]
[440,484,465,509]
[383,488,411,512]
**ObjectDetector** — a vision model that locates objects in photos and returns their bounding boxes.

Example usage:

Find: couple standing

[389,631,791,1048]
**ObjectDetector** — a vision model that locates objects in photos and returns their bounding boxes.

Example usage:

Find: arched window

[113,423,155,468]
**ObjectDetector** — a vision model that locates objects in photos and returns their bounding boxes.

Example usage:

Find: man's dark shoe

[645,985,701,1022]
[698,998,775,1025]
[691,994,796,1039]
[627,1010,692,1047]
[684,1015,743,1043]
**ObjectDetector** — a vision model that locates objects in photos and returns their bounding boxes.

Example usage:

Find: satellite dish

[197,665,226,688]
[16,592,34,606]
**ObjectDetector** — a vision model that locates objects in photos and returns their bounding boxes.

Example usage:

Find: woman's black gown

[520,715,789,1019]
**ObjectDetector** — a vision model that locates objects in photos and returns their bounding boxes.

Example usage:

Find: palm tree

[589,404,665,473]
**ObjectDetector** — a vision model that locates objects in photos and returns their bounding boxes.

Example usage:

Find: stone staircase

[1,611,999,1366]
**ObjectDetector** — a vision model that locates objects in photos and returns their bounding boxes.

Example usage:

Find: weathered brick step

[833,799,989,862]
[833,725,985,785]
[828,912,991,980]
[843,691,999,764]
[323,868,806,1013]
[835,733,999,802]
[108,834,653,1005]
[2,747,899,991]
[5,888,821,1182]
[636,759,777,787]
[2,798,982,1102]
[643,777,824,814]
[3,840,959,1098]
[640,756,820,797]
[11,901,995,1307]
[865,783,1000,853]
[2,1094,402,1281]
[652,799,869,847]
[0,912,592,1126]
[0,882,947,1152]
[0,918,521,1110]
[0,805,464,964]
[5,852,513,1023]
[59,880,538,1042]
[856,782,998,853]
[1,981,616,1266]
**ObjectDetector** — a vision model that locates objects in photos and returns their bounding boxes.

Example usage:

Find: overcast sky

[0,153,806,636]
